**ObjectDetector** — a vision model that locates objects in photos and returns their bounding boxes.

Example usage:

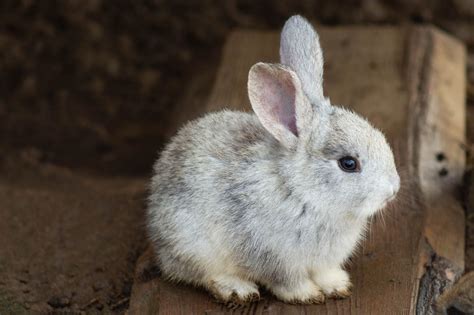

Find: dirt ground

[1,0,474,314]
[0,152,147,313]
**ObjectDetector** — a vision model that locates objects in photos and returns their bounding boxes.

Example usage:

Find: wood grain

[128,26,466,314]
[409,27,466,314]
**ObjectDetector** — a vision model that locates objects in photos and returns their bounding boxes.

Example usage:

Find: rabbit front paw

[269,278,325,304]
[208,275,260,307]
[313,267,352,299]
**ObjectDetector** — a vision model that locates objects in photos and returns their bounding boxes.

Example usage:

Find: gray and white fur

[147,15,400,304]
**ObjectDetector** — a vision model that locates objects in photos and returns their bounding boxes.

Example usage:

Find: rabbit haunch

[147,15,400,305]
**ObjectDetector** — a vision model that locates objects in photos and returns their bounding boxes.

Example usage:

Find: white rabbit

[147,15,400,305]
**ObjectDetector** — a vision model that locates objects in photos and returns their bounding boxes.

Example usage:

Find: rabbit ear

[280,15,324,104]
[248,62,313,148]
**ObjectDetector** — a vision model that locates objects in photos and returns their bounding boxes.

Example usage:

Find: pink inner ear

[261,71,298,136]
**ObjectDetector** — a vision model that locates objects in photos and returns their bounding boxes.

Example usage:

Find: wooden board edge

[410,25,467,313]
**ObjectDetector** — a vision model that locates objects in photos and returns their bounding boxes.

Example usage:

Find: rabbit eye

[338,156,360,173]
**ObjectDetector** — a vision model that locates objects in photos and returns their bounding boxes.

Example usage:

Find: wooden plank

[128,26,466,314]
[411,28,466,314]
[417,29,466,266]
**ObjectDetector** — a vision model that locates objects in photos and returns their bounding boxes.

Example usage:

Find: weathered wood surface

[127,26,466,314]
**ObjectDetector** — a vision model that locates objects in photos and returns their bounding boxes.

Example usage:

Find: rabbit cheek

[348,184,384,218]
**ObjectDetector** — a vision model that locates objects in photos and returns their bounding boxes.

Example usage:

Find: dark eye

[338,156,360,172]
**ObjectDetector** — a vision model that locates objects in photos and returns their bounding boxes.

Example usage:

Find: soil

[0,0,473,314]
[0,151,147,314]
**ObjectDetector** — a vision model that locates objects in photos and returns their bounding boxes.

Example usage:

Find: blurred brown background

[1,0,473,175]
[0,0,473,314]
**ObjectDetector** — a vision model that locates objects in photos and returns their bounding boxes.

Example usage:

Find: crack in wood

[416,240,463,315]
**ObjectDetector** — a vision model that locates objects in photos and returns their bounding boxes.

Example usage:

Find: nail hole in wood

[436,152,446,162]
[439,168,449,177]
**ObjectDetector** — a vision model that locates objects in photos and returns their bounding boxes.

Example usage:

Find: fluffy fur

[147,15,400,305]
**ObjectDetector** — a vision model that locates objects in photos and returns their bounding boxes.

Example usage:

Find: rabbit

[147,15,400,305]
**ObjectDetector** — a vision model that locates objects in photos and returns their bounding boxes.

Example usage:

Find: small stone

[17,277,28,284]
[92,281,106,292]
[47,295,71,308]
